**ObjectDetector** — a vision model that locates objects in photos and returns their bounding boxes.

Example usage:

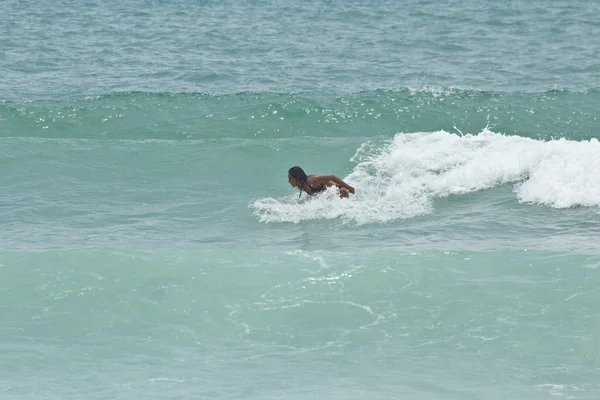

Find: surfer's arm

[314,175,355,194]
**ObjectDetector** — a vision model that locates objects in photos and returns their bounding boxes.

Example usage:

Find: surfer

[288,166,355,199]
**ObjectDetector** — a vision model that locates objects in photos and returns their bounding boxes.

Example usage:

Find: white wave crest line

[252,129,600,224]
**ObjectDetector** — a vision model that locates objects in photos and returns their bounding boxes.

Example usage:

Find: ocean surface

[2,1,600,399]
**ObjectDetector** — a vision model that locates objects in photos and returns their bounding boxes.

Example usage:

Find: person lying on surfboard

[288,166,355,199]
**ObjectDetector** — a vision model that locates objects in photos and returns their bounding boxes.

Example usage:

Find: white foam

[516,137,600,207]
[252,130,600,224]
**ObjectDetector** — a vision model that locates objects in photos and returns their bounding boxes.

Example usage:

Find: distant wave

[3,86,600,103]
[2,88,599,141]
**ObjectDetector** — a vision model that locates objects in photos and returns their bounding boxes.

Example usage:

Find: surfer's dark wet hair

[288,166,307,182]
[289,166,308,198]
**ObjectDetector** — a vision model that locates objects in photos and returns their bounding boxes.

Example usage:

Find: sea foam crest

[252,129,600,224]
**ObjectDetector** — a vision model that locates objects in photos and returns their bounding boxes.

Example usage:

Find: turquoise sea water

[2,1,600,399]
